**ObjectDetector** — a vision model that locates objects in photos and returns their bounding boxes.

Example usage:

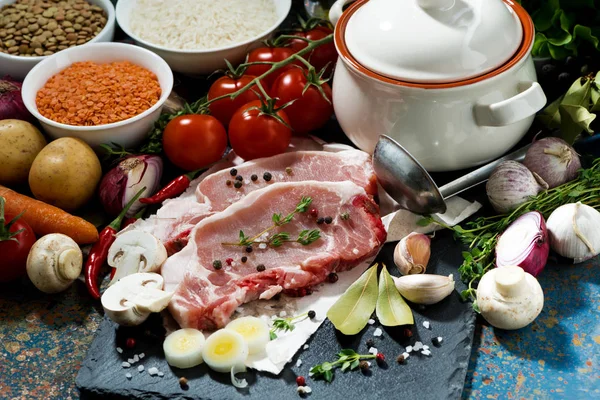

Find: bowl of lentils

[0,0,115,79]
[21,42,174,148]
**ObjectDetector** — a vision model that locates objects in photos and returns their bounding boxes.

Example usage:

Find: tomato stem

[0,196,25,243]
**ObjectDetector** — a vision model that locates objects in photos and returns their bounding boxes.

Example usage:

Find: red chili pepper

[139,168,205,205]
[84,187,147,300]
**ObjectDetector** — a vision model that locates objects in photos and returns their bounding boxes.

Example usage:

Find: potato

[29,137,102,211]
[0,120,47,186]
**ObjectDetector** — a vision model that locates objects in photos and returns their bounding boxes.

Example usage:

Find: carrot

[0,185,98,244]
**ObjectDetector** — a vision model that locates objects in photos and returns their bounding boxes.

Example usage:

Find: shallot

[495,211,549,277]
[486,161,548,214]
[0,76,33,122]
[99,155,163,217]
[523,137,581,188]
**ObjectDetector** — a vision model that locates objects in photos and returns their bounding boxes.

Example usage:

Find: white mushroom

[108,230,167,285]
[101,272,172,326]
[26,234,83,293]
[476,266,544,330]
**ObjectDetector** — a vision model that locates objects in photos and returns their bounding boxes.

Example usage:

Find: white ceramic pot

[329,0,547,171]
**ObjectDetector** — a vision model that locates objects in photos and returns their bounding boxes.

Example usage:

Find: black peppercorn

[396,354,405,364]
[359,361,370,371]
[308,310,316,319]
[226,180,232,186]
[213,260,222,270]
[256,264,266,272]
[230,168,237,176]
[235,175,243,181]
[328,272,338,283]
[263,172,272,181]
[234,181,243,189]
[324,216,333,224]
[316,217,325,225]
[241,256,248,263]
[245,246,253,253]
[285,167,293,175]
[251,174,258,181]
[366,338,375,348]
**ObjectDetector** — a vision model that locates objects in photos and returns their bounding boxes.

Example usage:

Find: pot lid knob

[344,0,523,83]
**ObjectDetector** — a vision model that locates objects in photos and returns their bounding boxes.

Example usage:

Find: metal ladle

[373,135,530,215]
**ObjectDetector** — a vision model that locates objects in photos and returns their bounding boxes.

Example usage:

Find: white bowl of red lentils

[21,42,174,149]
[0,0,116,80]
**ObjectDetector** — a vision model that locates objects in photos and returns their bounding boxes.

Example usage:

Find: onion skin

[523,137,581,188]
[486,161,548,214]
[0,76,33,122]
[496,211,549,277]
[99,155,163,218]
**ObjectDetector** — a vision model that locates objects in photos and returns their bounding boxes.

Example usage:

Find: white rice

[130,0,279,50]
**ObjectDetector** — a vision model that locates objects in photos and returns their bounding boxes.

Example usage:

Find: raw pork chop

[163,181,386,330]
[159,150,376,254]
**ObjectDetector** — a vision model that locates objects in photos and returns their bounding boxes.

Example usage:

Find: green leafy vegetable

[376,265,414,327]
[310,349,377,383]
[326,264,378,335]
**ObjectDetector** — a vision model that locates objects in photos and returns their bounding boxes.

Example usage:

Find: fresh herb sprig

[310,349,377,382]
[223,197,320,248]
[269,312,311,340]
[424,158,600,307]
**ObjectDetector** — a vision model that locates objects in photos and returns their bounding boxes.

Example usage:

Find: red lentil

[36,61,161,126]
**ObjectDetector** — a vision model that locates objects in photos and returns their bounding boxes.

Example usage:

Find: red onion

[523,137,581,188]
[99,155,163,218]
[495,211,549,277]
[0,75,33,122]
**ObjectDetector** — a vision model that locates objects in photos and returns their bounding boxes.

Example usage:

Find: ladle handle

[438,145,531,199]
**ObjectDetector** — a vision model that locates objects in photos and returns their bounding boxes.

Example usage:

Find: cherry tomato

[271,68,333,134]
[228,100,292,160]
[288,26,337,75]
[245,47,302,87]
[0,211,36,282]
[208,75,266,126]
[163,114,228,171]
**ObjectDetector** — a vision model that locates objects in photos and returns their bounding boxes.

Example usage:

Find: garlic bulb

[392,274,455,305]
[486,161,548,214]
[394,232,431,275]
[546,202,600,263]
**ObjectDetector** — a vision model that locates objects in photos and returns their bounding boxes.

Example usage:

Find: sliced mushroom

[108,230,167,285]
[101,272,173,326]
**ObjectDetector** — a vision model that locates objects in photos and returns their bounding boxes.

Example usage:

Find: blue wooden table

[1,257,598,399]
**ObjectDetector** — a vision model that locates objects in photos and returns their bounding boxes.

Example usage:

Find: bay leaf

[376,265,414,327]
[327,264,378,335]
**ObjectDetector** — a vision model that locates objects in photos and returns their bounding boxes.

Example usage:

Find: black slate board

[76,230,476,400]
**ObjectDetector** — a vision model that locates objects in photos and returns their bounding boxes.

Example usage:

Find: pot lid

[344,0,523,83]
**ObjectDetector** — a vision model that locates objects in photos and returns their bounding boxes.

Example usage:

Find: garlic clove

[547,202,600,263]
[392,274,455,305]
[394,232,431,275]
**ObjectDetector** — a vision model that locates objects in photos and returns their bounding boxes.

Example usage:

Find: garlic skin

[394,232,431,275]
[486,161,548,214]
[523,137,581,188]
[476,266,543,330]
[392,274,455,305]
[546,202,600,263]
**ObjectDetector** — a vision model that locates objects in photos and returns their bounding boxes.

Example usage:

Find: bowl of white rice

[116,0,292,75]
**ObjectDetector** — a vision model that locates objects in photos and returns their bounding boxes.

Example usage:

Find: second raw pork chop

[163,181,386,330]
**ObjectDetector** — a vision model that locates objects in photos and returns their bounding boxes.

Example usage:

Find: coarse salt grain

[278,174,284,179]
[297,386,312,394]
[127,358,135,364]
[367,319,375,325]
[158,372,164,377]
[245,180,250,185]
[279,311,287,317]
[139,353,145,359]
[423,345,429,351]
[122,362,131,368]
[259,243,267,250]
[296,359,302,368]
[423,321,430,329]
[373,328,383,337]
[116,347,123,354]
[405,346,413,353]
[148,367,159,376]
[402,352,410,359]
[231,262,236,267]
[133,355,139,363]
[413,341,423,351]
[138,365,144,372]
[421,350,431,356]
[352,248,359,255]
[303,344,309,350]
[126,373,132,379]
[368,347,378,355]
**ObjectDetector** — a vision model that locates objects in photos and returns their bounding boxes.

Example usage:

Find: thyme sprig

[223,197,320,248]
[310,349,377,382]
[269,312,311,340]
[423,158,600,307]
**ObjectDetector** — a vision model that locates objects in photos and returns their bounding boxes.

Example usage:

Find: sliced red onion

[523,137,581,188]
[0,75,34,122]
[495,211,549,277]
[99,155,163,218]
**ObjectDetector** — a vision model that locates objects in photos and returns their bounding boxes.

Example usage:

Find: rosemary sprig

[223,197,320,248]
[269,312,310,340]
[425,158,600,306]
[310,349,377,382]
